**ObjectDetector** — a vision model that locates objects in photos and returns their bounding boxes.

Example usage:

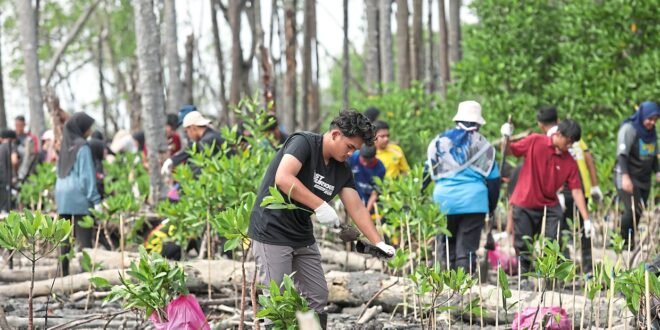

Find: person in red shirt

[500,119,591,273]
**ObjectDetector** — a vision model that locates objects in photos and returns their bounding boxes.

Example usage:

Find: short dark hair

[373,120,389,132]
[1,129,16,139]
[15,116,25,122]
[557,119,581,142]
[166,114,179,128]
[536,106,558,125]
[364,107,380,122]
[330,110,375,146]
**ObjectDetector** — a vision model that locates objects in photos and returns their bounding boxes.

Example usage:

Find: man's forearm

[275,174,324,210]
[572,189,590,220]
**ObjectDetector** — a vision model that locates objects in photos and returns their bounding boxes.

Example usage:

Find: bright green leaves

[0,211,71,258]
[256,274,313,330]
[103,246,188,320]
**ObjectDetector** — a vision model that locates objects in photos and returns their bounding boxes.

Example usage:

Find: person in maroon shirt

[500,119,591,273]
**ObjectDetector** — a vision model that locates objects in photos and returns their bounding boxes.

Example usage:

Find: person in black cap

[0,130,17,213]
[262,114,289,150]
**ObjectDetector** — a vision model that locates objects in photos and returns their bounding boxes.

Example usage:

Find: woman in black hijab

[55,113,102,276]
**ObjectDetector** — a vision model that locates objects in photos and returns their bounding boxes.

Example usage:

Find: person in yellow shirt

[373,120,410,178]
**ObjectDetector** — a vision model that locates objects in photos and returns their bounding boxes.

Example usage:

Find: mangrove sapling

[18,162,56,211]
[256,274,315,329]
[211,193,256,330]
[527,240,575,329]
[0,211,72,330]
[96,246,188,322]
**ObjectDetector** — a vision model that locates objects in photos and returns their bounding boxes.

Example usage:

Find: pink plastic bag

[149,294,210,330]
[512,306,572,330]
[487,243,518,275]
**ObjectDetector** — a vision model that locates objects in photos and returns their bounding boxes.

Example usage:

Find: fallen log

[319,247,383,271]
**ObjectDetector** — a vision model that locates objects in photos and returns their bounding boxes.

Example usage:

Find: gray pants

[252,240,328,314]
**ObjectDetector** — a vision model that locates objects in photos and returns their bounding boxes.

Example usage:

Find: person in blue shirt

[425,101,500,273]
[348,144,385,213]
[55,112,102,276]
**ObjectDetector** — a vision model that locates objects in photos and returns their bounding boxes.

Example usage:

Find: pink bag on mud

[512,306,571,330]
[487,243,518,275]
[149,294,210,330]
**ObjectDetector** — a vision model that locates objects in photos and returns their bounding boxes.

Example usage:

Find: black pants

[512,205,562,274]
[618,186,650,248]
[436,213,485,273]
[561,190,593,272]
[60,214,95,276]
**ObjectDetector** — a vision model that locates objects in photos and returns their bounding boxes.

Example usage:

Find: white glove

[557,193,566,211]
[583,219,594,239]
[500,123,513,138]
[376,242,395,257]
[94,203,103,213]
[160,158,173,176]
[590,186,603,202]
[314,202,340,227]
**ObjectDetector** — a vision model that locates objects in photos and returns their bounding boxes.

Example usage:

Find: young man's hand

[583,218,594,239]
[376,242,395,257]
[590,186,603,203]
[500,123,514,138]
[314,202,340,227]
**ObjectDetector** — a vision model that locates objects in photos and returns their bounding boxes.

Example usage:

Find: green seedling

[257,274,314,330]
[0,211,72,330]
[100,246,188,322]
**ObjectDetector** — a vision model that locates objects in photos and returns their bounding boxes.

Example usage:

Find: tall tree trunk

[0,21,7,130]
[210,0,229,125]
[379,0,393,87]
[128,62,142,132]
[97,32,109,137]
[448,0,462,63]
[269,0,282,117]
[15,0,45,136]
[133,0,168,203]
[425,0,435,93]
[410,0,424,83]
[228,0,245,119]
[182,34,194,105]
[365,0,380,95]
[302,0,318,130]
[253,0,270,112]
[342,0,350,110]
[163,0,183,115]
[282,0,297,132]
[395,0,410,90]
[438,0,450,96]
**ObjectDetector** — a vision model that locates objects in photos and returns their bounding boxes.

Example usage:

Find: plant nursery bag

[150,294,210,330]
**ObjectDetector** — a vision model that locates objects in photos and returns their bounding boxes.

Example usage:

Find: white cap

[452,101,486,125]
[182,111,211,128]
[41,129,54,141]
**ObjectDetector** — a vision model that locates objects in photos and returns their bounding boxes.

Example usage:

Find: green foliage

[18,163,57,211]
[257,274,313,330]
[387,248,410,271]
[378,165,448,260]
[210,193,254,253]
[0,211,71,260]
[80,250,103,273]
[615,264,660,315]
[610,231,626,255]
[157,97,275,255]
[529,239,575,282]
[104,246,188,321]
[408,263,477,315]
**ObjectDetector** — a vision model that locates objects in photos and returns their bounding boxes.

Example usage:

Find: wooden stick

[495,262,500,330]
[517,256,521,328]
[645,265,651,330]
[207,208,212,300]
[469,252,473,328]
[405,215,416,319]
[607,268,616,329]
[579,276,587,330]
[446,235,451,330]
[477,258,484,330]
[627,229,632,269]
[84,223,103,311]
[119,214,125,277]
[632,196,637,248]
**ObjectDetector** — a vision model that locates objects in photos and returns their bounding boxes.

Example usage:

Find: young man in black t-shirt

[248,110,395,329]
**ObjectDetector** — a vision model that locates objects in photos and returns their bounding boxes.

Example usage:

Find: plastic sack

[149,294,210,330]
[487,243,518,275]
[512,306,571,330]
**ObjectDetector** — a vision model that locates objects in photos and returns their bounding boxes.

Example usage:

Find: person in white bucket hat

[423,100,500,273]
[452,100,486,126]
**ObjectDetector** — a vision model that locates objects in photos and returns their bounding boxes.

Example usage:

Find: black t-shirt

[248,132,356,247]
